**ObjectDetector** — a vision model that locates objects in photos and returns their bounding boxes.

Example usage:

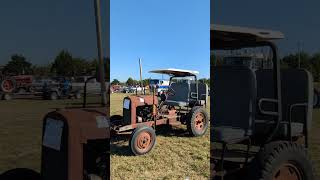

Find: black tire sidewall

[187,106,209,137]
[0,168,41,180]
[259,142,314,180]
[129,126,156,156]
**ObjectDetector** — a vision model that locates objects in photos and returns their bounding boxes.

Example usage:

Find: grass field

[110,93,210,179]
[0,96,94,173]
[0,93,319,179]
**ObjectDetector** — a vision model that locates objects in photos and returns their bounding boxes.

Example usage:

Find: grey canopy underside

[211,24,284,50]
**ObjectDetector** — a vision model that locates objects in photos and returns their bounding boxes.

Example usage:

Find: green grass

[0,93,319,178]
[110,93,210,179]
[0,96,97,173]
[310,109,320,175]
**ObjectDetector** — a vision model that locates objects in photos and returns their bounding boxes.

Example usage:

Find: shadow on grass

[110,134,132,156]
[155,125,191,137]
[110,125,191,156]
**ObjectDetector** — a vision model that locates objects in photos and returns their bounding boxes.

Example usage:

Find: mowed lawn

[0,93,319,178]
[110,93,210,179]
[0,96,97,173]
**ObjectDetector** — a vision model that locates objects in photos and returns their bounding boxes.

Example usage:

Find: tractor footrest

[168,120,181,126]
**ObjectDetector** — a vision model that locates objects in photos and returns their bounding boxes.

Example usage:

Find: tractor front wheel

[252,142,315,180]
[187,106,209,137]
[129,126,156,156]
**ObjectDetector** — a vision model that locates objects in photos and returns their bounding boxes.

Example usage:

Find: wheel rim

[273,162,303,180]
[195,112,205,131]
[136,131,152,152]
[2,80,14,92]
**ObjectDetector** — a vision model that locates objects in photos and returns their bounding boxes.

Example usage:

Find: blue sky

[110,0,210,81]
[0,0,109,65]
[212,0,320,56]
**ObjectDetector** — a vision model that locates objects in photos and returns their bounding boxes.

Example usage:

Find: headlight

[42,118,64,151]
[123,99,130,109]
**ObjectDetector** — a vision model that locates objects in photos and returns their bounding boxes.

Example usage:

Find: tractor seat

[211,127,246,142]
[211,66,256,144]
[254,69,313,139]
[164,82,190,107]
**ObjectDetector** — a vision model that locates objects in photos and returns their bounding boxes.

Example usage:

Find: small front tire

[129,126,156,156]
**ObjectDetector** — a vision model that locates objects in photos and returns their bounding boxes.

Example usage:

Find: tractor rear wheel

[253,142,315,180]
[0,78,16,93]
[0,168,41,180]
[129,126,156,155]
[187,106,209,137]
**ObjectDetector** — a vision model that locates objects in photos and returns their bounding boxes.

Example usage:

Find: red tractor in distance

[0,74,34,100]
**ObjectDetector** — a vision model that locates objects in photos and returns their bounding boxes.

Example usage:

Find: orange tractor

[111,68,209,155]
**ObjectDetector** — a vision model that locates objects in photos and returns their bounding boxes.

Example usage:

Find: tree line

[111,78,151,86]
[111,77,210,86]
[211,51,320,82]
[0,50,110,81]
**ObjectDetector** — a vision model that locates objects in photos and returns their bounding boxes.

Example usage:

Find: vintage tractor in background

[0,76,16,100]
[0,74,35,100]
[110,68,209,155]
[211,24,316,180]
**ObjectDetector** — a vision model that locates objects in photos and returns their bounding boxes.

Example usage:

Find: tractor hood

[45,108,110,140]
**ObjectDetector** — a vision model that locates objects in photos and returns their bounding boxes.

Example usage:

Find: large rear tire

[0,78,16,93]
[187,106,209,137]
[249,142,315,180]
[129,126,156,156]
[0,168,41,180]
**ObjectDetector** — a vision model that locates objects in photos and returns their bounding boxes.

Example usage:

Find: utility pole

[298,41,301,68]
[139,58,144,94]
[94,0,107,106]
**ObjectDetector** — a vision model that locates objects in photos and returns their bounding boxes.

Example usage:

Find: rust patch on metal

[47,107,109,180]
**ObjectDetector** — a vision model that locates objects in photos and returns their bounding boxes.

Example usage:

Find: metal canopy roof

[211,24,284,50]
[149,68,199,76]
